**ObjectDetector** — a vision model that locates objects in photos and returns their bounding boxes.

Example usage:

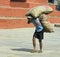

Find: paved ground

[54,23,60,27]
[0,27,60,57]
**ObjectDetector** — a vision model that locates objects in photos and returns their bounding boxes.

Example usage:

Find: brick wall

[0,0,10,6]
[0,0,60,28]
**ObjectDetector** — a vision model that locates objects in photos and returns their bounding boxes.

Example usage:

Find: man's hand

[27,18,32,24]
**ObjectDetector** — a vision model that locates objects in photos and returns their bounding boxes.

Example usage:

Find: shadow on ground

[11,48,33,52]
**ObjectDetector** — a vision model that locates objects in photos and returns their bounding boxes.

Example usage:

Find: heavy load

[41,20,54,32]
[26,6,54,32]
[26,6,53,18]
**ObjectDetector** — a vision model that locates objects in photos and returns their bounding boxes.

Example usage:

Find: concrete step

[0,18,33,29]
[0,6,29,17]
[0,18,59,29]
[0,6,60,17]
[49,5,56,10]
[54,23,60,27]
[10,2,29,8]
[49,10,60,16]
[0,16,26,19]
[11,0,26,2]
[29,3,48,8]
[11,0,47,3]
[48,17,60,23]
[0,0,10,6]
[26,0,47,3]
[0,0,47,7]
[10,2,48,8]
[0,16,60,28]
[0,16,34,28]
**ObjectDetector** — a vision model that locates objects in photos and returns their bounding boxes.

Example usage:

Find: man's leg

[39,40,42,53]
[32,37,37,52]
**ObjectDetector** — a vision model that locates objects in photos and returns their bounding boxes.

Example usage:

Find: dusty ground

[0,27,60,57]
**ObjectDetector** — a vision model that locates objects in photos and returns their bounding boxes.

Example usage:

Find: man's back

[31,18,43,32]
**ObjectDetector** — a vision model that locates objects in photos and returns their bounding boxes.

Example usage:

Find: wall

[0,0,60,28]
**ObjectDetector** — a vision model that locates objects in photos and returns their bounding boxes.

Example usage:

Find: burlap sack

[26,6,53,18]
[42,20,54,32]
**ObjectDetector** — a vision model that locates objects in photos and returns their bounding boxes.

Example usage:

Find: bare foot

[31,50,37,53]
[38,50,42,53]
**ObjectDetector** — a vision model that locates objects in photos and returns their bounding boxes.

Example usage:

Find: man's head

[27,16,33,24]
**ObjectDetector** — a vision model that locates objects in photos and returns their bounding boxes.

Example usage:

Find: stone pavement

[0,27,60,57]
[54,23,60,27]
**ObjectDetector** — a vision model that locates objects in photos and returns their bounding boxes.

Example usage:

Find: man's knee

[39,39,42,42]
[32,37,36,41]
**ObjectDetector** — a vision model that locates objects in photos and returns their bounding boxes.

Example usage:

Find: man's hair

[26,14,36,19]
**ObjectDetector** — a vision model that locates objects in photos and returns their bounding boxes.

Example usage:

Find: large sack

[42,20,54,32]
[26,6,53,18]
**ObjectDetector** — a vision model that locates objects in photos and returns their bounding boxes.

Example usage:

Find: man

[27,14,45,53]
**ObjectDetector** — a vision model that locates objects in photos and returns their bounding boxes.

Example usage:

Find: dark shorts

[33,30,44,40]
